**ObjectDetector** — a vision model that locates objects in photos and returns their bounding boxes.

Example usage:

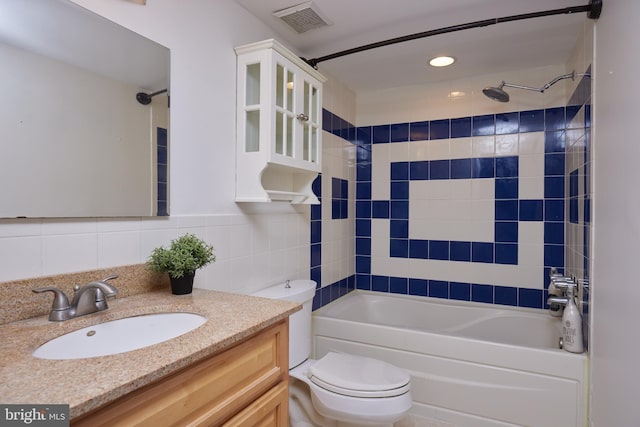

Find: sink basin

[32,312,207,360]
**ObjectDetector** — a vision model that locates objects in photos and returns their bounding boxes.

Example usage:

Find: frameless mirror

[0,0,170,217]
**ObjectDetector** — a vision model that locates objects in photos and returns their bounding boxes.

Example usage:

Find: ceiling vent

[273,1,332,34]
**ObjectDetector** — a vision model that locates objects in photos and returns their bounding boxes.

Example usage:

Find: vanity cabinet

[235,39,326,204]
[72,319,289,427]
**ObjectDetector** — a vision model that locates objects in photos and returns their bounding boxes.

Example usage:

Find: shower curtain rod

[302,0,602,68]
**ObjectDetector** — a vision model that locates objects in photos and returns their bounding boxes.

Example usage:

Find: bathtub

[312,291,587,427]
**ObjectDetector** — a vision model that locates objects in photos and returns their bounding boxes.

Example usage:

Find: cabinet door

[71,320,288,427]
[274,59,296,159]
[223,381,289,427]
[300,78,320,165]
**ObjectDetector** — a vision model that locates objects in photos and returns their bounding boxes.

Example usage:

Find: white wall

[0,0,315,294]
[591,0,640,424]
[356,65,569,126]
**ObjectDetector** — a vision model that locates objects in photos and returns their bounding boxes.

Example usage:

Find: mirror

[0,0,170,217]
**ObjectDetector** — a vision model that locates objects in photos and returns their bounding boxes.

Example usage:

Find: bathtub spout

[547,296,569,305]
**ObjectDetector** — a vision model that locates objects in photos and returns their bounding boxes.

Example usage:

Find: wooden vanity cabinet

[72,319,289,427]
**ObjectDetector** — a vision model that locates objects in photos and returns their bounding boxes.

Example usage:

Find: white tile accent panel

[370,214,545,289]
[470,179,495,200]
[518,132,545,155]
[519,177,545,200]
[408,140,429,161]
[495,134,519,156]
[450,137,473,158]
[372,144,390,200]
[389,140,410,163]
[519,154,545,178]
[428,140,450,160]
[472,136,496,157]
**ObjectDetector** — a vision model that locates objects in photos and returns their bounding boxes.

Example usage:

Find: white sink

[32,312,207,360]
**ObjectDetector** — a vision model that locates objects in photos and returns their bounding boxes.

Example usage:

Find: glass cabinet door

[302,80,320,163]
[244,63,260,152]
[275,62,295,158]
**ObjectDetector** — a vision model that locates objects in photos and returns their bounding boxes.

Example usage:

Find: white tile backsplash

[0,213,311,292]
[42,234,98,276]
[98,231,142,267]
[0,236,42,281]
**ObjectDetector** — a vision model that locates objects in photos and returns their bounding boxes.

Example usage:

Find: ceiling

[236,0,594,92]
[0,0,169,91]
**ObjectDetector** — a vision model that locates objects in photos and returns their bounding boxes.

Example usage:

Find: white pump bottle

[562,284,584,353]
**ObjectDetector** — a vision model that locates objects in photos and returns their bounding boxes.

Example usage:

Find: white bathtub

[312,291,588,427]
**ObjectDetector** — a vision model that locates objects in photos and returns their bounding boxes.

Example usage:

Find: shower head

[482,83,509,103]
[482,71,578,103]
[136,88,168,105]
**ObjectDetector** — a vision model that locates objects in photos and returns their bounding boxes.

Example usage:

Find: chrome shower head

[482,71,579,103]
[482,83,509,102]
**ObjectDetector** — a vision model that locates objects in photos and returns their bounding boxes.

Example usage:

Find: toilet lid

[308,352,410,398]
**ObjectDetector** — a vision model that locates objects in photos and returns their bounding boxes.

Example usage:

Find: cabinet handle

[296,113,309,122]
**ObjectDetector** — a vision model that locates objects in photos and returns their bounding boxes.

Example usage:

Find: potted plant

[147,233,216,295]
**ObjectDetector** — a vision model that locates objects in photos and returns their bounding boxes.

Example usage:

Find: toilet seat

[307,352,411,398]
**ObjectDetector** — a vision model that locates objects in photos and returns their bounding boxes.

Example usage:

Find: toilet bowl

[291,353,412,425]
[252,280,412,426]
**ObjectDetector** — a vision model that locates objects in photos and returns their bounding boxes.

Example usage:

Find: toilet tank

[252,280,316,369]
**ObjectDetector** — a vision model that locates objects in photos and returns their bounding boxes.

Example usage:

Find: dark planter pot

[169,271,195,295]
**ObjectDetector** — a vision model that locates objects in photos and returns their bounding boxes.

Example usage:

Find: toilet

[252,280,412,427]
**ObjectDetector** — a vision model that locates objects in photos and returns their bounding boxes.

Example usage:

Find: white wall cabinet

[235,39,326,204]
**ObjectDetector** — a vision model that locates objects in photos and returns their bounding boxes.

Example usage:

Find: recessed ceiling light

[429,56,455,67]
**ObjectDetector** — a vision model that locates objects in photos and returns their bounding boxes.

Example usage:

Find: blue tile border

[317,72,591,311]
[156,127,168,216]
[331,177,349,219]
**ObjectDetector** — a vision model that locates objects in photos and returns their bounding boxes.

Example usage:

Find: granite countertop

[0,288,300,419]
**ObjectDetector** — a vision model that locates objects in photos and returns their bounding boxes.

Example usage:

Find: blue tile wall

[357,117,571,311]
[331,177,349,219]
[316,72,590,313]
[157,127,168,216]
[350,107,575,309]
[310,175,322,300]
[311,113,360,311]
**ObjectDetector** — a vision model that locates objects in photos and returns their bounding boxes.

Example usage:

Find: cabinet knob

[296,113,309,122]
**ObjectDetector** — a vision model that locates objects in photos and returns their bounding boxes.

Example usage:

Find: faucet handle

[102,274,119,282]
[32,287,71,321]
[551,277,575,289]
[32,287,70,310]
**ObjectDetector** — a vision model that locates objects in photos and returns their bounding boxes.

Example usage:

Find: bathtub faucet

[547,295,569,306]
[547,271,576,317]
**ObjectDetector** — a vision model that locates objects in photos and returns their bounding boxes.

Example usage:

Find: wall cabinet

[235,39,326,204]
[72,320,289,427]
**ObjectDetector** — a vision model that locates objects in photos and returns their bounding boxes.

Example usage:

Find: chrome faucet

[547,295,570,306]
[546,268,576,317]
[33,275,119,321]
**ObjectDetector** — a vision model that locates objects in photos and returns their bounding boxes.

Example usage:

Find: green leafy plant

[147,233,216,278]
